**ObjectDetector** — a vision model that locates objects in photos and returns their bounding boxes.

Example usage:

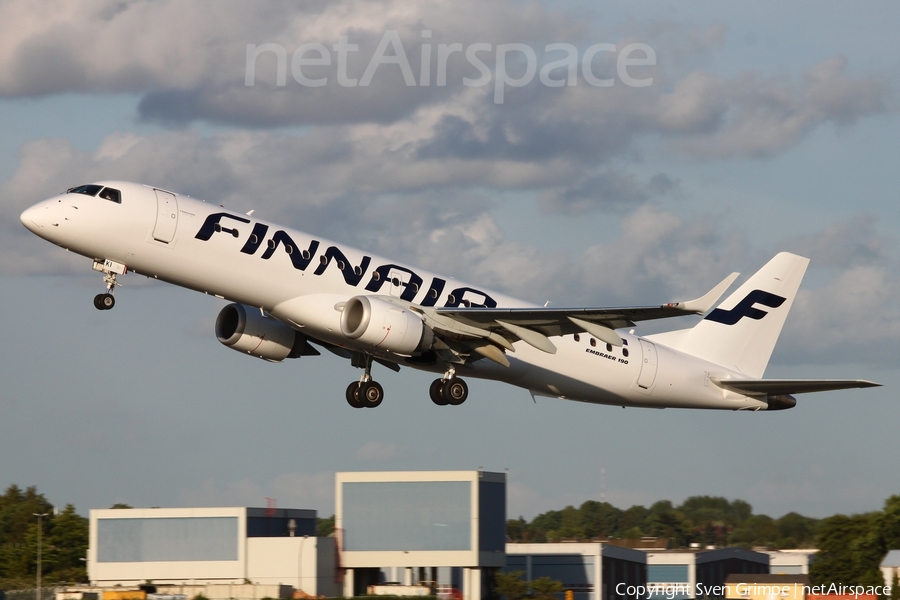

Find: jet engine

[340,295,433,355]
[216,303,312,362]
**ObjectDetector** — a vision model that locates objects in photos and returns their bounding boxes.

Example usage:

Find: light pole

[34,512,49,600]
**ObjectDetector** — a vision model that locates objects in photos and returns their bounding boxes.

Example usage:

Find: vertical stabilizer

[654,252,809,377]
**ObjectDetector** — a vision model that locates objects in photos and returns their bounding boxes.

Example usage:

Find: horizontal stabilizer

[711,377,881,395]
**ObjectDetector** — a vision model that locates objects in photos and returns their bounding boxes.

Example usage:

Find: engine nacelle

[340,296,433,355]
[216,303,308,362]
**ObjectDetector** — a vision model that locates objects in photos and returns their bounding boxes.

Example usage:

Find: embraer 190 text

[20,181,880,410]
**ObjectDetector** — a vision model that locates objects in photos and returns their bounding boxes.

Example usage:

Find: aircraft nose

[20,200,55,235]
[20,204,41,233]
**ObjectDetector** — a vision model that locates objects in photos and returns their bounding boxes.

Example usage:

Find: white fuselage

[21,181,766,410]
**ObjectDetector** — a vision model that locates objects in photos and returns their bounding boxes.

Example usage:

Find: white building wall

[246,536,339,597]
[89,507,247,585]
[88,506,338,594]
[882,565,899,587]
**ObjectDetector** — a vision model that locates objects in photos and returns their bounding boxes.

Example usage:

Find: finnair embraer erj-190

[20,181,879,410]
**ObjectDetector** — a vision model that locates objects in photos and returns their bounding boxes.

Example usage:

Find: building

[88,506,339,597]
[723,574,808,600]
[765,550,817,575]
[646,548,769,599]
[881,549,900,587]
[505,542,646,600]
[336,471,506,600]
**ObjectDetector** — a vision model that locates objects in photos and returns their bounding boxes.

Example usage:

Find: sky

[1,1,899,524]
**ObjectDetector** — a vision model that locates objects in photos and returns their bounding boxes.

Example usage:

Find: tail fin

[651,252,809,377]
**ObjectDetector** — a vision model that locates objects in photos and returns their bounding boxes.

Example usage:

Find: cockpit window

[99,187,121,203]
[67,184,103,196]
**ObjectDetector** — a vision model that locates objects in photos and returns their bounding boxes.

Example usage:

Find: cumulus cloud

[539,170,678,215]
[675,58,889,158]
[0,2,887,157]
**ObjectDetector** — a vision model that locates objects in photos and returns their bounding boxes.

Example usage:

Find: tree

[810,513,881,586]
[774,512,818,548]
[0,485,88,588]
[618,505,650,536]
[730,514,779,548]
[316,515,335,537]
[579,501,621,539]
[49,505,89,582]
[879,496,900,552]
[495,571,529,600]
[644,505,693,548]
[547,506,584,540]
[529,577,563,600]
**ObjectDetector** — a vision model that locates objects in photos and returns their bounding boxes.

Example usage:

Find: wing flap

[711,378,881,395]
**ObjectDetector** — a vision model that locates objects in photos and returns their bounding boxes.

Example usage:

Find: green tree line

[0,485,88,589]
[507,496,818,548]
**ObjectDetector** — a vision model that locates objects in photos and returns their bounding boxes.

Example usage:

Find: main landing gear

[429,368,468,406]
[344,357,470,408]
[346,354,385,409]
[92,259,125,311]
[346,380,385,409]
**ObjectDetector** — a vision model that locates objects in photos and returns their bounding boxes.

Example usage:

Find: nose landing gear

[93,293,115,310]
[91,259,125,311]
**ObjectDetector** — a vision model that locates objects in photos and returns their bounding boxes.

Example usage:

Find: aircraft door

[387,268,414,298]
[152,189,178,243]
[636,339,658,390]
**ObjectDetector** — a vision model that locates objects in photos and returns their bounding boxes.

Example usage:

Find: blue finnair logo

[705,290,786,325]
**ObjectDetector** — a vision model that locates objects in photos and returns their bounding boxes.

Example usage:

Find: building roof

[881,549,900,568]
[602,537,671,551]
[724,574,810,585]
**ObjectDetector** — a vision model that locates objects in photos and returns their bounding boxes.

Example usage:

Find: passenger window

[98,187,121,203]
[574,333,580,342]
[606,343,612,352]
[590,338,596,347]
[67,184,103,196]
[623,348,629,357]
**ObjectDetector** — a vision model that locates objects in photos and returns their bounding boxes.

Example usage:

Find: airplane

[20,181,879,410]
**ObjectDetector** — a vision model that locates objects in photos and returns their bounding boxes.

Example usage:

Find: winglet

[666,272,740,314]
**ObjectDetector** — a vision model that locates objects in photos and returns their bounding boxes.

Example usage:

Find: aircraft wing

[432,272,740,350]
[711,378,881,395]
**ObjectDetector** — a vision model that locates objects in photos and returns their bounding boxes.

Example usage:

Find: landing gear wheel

[430,379,449,406]
[359,381,384,408]
[346,382,364,409]
[445,379,468,405]
[94,293,115,310]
